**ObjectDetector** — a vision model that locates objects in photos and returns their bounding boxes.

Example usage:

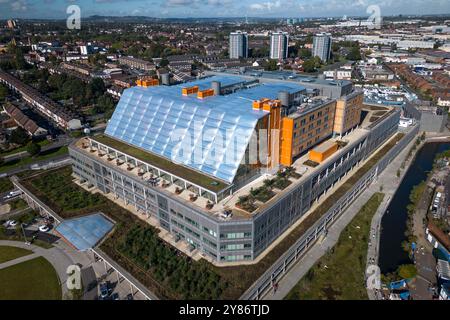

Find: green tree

[88,78,106,98]
[298,48,311,59]
[397,264,417,279]
[265,59,278,71]
[159,58,169,68]
[302,56,322,73]
[0,84,8,101]
[26,142,41,156]
[346,46,361,61]
[14,49,27,70]
[9,127,30,145]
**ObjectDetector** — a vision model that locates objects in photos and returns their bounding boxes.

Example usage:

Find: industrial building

[69,73,400,263]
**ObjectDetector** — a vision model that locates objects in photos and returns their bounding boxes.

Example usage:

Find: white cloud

[249,0,281,11]
[11,0,27,11]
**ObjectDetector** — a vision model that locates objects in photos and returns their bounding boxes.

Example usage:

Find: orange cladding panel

[280,117,294,166]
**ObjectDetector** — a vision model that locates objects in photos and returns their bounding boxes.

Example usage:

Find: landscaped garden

[285,192,384,300]
[117,224,227,299]
[21,166,107,215]
[0,256,61,300]
[236,167,299,213]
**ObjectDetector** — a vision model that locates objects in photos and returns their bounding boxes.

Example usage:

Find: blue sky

[1,0,449,19]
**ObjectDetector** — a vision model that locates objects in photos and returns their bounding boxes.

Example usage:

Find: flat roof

[55,213,114,251]
[181,75,248,91]
[215,70,352,87]
[236,82,306,101]
[312,140,337,153]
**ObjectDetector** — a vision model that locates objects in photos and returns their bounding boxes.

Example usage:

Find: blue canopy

[55,213,114,251]
[390,280,407,290]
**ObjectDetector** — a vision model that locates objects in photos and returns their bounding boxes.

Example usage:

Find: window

[203,226,217,238]
[220,232,251,239]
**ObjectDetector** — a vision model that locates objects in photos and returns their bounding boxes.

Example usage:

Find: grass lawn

[285,193,384,300]
[0,245,33,264]
[0,146,68,174]
[0,256,62,300]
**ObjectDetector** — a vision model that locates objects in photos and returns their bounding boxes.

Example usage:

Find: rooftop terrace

[90,134,230,193]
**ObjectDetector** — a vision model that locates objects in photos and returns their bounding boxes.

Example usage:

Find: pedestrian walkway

[263,130,418,300]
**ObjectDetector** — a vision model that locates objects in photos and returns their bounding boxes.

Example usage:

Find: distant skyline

[1,0,449,20]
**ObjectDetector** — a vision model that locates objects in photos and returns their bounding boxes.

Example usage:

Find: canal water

[378,141,450,274]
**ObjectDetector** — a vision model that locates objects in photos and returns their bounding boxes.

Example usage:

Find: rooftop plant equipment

[197,88,215,99]
[182,86,199,95]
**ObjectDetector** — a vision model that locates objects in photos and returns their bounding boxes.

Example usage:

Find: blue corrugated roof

[55,213,114,251]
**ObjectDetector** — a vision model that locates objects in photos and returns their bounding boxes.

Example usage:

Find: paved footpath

[263,133,418,300]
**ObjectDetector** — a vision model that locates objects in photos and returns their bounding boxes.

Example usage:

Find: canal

[378,141,450,274]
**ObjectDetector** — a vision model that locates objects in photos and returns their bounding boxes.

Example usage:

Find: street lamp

[21,223,30,245]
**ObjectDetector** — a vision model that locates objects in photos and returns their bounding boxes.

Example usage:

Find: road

[0,154,70,178]
[2,135,74,162]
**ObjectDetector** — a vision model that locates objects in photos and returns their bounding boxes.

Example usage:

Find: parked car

[38,225,50,232]
[5,190,22,200]
[6,220,18,227]
[126,293,133,300]
[99,282,112,299]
